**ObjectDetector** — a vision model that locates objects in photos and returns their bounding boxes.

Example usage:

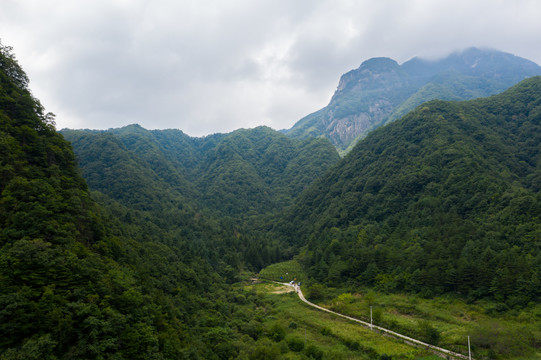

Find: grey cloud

[1,0,541,136]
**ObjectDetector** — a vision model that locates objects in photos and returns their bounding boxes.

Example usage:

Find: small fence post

[468,335,471,360]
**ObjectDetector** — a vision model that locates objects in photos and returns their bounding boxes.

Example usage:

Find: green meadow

[256,260,541,359]
[245,281,434,359]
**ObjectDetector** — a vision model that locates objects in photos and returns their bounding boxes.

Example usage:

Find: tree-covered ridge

[5,34,541,358]
[0,40,309,360]
[287,47,541,151]
[63,124,340,217]
[0,40,124,357]
[278,76,541,305]
[60,128,199,214]
[61,123,339,280]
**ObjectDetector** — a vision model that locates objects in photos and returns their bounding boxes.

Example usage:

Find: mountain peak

[287,48,541,150]
[359,57,399,70]
[336,57,403,94]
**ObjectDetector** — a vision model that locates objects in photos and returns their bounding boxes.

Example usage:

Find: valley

[260,261,541,359]
[1,41,541,359]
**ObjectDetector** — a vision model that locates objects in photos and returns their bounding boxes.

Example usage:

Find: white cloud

[1,0,541,136]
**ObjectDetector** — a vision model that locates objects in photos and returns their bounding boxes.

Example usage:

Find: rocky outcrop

[286,48,541,151]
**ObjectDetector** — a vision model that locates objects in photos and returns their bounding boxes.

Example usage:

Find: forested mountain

[277,76,541,305]
[0,41,334,359]
[5,34,541,358]
[286,47,541,151]
[62,125,339,218]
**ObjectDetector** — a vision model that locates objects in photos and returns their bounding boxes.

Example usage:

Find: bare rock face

[286,48,541,151]
[287,57,417,150]
[326,99,392,146]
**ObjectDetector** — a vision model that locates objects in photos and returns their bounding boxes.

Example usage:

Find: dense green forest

[62,124,339,219]
[61,124,340,271]
[278,77,541,306]
[3,37,541,359]
[0,41,336,359]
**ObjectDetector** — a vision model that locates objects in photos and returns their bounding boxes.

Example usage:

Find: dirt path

[269,284,295,294]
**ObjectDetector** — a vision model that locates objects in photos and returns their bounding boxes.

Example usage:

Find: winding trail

[279,282,472,360]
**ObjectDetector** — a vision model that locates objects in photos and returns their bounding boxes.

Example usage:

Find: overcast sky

[1,0,541,136]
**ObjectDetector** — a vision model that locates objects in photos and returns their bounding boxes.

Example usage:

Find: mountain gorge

[286,47,541,151]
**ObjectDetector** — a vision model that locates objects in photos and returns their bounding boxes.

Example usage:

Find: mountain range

[285,47,541,151]
[3,41,541,359]
[277,76,541,302]
[61,125,339,218]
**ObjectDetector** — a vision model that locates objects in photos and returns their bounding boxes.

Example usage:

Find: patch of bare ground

[270,285,295,294]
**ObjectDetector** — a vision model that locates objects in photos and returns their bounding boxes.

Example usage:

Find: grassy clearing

[314,289,541,359]
[259,259,307,284]
[249,281,436,359]
[258,261,541,359]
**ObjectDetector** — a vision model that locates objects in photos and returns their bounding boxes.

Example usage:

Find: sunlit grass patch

[255,282,430,359]
[259,259,307,284]
[317,289,541,359]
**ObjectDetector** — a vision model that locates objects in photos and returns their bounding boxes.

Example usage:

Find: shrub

[288,321,298,329]
[320,327,333,336]
[305,344,324,359]
[287,336,305,352]
[418,320,440,345]
[249,339,280,360]
[343,338,360,351]
[268,323,285,342]
[307,283,327,301]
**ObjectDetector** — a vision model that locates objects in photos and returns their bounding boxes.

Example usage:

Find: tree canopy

[276,77,541,305]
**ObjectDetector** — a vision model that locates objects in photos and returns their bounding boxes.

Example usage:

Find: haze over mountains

[285,47,541,151]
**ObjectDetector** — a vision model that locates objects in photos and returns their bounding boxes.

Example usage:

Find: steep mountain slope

[278,77,541,303]
[0,41,177,358]
[63,125,340,217]
[286,47,541,151]
[198,127,340,215]
[61,126,200,214]
[0,41,318,359]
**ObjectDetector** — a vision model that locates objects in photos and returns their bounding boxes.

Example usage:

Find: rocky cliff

[286,48,541,151]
